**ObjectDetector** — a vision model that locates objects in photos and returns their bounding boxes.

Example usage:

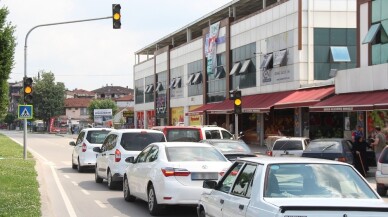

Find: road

[2,130,197,217]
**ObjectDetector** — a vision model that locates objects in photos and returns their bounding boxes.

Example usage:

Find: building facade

[133,0,358,145]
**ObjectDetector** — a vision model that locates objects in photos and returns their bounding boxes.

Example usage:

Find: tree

[33,71,65,131]
[0,5,16,119]
[3,113,15,129]
[88,99,118,121]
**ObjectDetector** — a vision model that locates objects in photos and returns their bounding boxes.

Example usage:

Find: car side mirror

[125,156,135,163]
[203,180,217,189]
[69,141,76,146]
[93,147,101,153]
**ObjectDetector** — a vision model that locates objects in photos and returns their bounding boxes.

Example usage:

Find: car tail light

[266,150,272,156]
[335,157,346,162]
[115,149,121,162]
[161,167,191,177]
[82,143,87,152]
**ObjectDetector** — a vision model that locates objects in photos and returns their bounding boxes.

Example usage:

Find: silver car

[376,146,388,196]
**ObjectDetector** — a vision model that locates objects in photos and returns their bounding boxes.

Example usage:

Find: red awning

[310,90,388,112]
[186,103,221,116]
[207,100,234,114]
[274,86,335,109]
[243,91,293,113]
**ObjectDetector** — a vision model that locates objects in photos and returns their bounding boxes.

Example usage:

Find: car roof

[82,127,112,131]
[310,138,345,142]
[201,139,243,143]
[235,156,349,165]
[152,142,214,148]
[152,126,200,129]
[275,137,309,141]
[111,129,164,134]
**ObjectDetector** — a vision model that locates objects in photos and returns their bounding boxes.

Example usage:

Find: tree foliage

[0,5,16,118]
[33,71,65,130]
[88,99,118,121]
[3,112,15,127]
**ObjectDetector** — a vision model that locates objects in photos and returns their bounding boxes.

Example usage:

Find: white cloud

[2,0,231,91]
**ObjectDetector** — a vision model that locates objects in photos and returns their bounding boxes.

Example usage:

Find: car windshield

[120,133,165,151]
[273,140,302,150]
[86,130,111,144]
[212,141,251,153]
[166,129,200,142]
[166,147,228,162]
[305,141,341,152]
[264,163,377,199]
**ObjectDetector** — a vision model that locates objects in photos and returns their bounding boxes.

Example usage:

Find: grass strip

[0,133,40,217]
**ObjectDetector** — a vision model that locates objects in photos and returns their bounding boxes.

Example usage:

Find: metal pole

[22,16,112,159]
[235,113,238,138]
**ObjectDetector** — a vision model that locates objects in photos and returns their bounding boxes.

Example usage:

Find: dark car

[302,138,354,165]
[199,139,257,161]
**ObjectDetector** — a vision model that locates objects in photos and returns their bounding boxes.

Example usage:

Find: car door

[222,163,258,217]
[73,131,86,162]
[99,134,116,179]
[203,162,245,217]
[129,146,152,198]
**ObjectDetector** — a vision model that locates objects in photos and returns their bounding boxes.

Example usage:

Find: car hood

[264,198,388,208]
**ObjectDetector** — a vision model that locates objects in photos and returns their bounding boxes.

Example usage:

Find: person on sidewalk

[371,126,387,163]
[353,136,368,177]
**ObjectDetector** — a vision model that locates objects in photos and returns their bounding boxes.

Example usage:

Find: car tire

[77,158,84,173]
[107,170,117,190]
[123,177,136,202]
[148,184,162,216]
[377,185,387,196]
[71,156,77,169]
[95,166,103,183]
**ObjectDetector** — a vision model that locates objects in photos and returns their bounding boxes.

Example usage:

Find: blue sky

[1,0,231,91]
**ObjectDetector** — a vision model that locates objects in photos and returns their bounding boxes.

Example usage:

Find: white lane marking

[10,138,78,217]
[71,181,78,186]
[81,189,90,195]
[94,200,107,208]
[64,175,70,179]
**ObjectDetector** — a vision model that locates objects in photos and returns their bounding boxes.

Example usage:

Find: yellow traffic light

[23,77,33,104]
[112,4,121,29]
[234,98,241,106]
[233,90,242,114]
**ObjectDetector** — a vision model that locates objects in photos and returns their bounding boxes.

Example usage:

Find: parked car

[266,137,310,157]
[301,138,354,165]
[151,125,234,142]
[93,129,166,189]
[123,142,232,215]
[376,146,388,196]
[199,139,257,161]
[198,157,388,217]
[347,139,376,167]
[69,128,112,172]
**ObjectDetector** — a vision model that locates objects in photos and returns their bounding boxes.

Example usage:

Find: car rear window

[86,130,111,144]
[120,132,166,151]
[205,130,222,139]
[166,147,227,162]
[305,141,341,152]
[166,129,200,142]
[273,140,303,150]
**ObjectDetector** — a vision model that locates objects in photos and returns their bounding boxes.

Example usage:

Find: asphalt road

[2,130,197,217]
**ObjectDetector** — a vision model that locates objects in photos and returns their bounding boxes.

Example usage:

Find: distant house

[92,85,133,99]
[115,94,134,108]
[66,89,95,99]
[64,98,92,128]
[8,81,23,115]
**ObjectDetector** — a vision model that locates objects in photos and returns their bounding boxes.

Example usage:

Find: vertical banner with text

[205,22,220,75]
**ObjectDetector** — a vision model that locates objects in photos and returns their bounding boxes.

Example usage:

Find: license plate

[191,172,218,180]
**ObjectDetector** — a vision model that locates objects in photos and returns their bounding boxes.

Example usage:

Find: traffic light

[233,90,242,114]
[112,4,121,29]
[23,77,33,104]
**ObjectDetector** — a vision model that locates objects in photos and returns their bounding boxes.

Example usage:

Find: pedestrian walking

[371,126,387,163]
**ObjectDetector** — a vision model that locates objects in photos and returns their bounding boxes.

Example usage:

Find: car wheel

[71,156,77,169]
[107,170,117,190]
[377,185,387,196]
[77,158,84,173]
[95,166,103,183]
[148,184,162,216]
[123,177,136,202]
[198,208,206,217]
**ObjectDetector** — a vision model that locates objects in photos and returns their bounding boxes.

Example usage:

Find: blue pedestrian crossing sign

[18,105,33,119]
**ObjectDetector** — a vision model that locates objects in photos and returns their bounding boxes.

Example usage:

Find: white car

[198,157,388,217]
[376,146,388,196]
[70,128,112,172]
[93,129,166,189]
[267,137,310,157]
[123,142,232,216]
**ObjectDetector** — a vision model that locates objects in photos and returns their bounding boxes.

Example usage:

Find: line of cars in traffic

[69,126,388,216]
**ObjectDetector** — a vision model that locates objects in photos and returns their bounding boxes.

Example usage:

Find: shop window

[330,47,351,62]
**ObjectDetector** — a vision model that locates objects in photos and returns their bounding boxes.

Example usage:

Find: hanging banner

[205,22,220,75]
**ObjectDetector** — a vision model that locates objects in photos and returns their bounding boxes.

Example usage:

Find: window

[146,84,154,93]
[362,23,381,44]
[155,82,163,92]
[174,77,181,88]
[218,162,244,193]
[260,53,273,69]
[145,146,159,162]
[330,47,351,62]
[215,66,225,79]
[231,164,257,197]
[230,62,241,76]
[136,146,152,163]
[187,73,195,84]
[169,78,176,89]
[239,60,251,74]
[273,50,287,67]
[192,72,202,84]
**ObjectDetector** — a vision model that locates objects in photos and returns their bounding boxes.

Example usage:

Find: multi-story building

[92,84,133,99]
[133,0,357,145]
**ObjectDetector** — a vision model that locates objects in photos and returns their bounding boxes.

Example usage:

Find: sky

[1,0,231,91]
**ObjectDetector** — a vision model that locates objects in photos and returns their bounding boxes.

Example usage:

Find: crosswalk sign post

[18,105,33,119]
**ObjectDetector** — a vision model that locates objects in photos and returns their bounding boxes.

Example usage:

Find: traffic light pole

[235,114,239,138]
[22,16,112,160]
